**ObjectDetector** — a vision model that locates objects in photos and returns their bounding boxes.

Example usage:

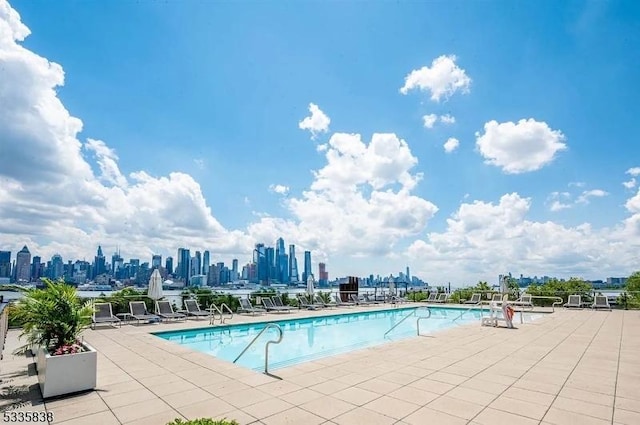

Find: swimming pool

[155,307,533,371]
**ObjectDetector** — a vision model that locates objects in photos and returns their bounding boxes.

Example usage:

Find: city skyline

[1,1,639,285]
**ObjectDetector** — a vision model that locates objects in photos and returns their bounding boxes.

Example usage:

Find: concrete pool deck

[1,304,639,425]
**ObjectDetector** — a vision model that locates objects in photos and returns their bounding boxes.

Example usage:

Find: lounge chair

[314,294,336,308]
[155,300,186,321]
[333,293,355,307]
[363,293,382,304]
[262,297,290,313]
[272,296,288,308]
[238,298,267,315]
[350,293,372,306]
[297,294,321,310]
[591,295,611,311]
[464,293,481,304]
[513,294,534,310]
[184,299,211,319]
[92,302,121,329]
[434,293,447,303]
[564,295,583,309]
[425,292,437,302]
[129,301,161,325]
[490,293,503,303]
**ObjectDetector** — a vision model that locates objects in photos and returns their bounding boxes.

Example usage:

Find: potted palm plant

[10,278,97,398]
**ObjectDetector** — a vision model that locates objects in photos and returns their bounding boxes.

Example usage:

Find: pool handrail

[233,323,283,379]
[451,301,483,323]
[383,307,431,338]
[209,303,234,325]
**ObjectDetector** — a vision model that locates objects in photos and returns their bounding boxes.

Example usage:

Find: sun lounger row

[564,294,611,310]
[92,299,221,328]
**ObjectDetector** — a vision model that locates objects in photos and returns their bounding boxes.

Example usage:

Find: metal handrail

[452,302,483,323]
[383,307,430,338]
[233,323,283,378]
[209,303,234,325]
[526,296,564,312]
[416,313,433,336]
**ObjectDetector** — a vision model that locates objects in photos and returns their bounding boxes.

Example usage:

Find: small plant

[166,418,239,425]
[8,279,94,355]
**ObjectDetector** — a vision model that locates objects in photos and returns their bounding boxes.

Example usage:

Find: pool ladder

[209,303,233,325]
[383,307,432,339]
[233,323,283,379]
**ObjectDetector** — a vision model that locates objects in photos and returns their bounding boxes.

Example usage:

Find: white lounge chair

[564,295,583,309]
[425,292,437,302]
[434,293,447,303]
[591,295,611,311]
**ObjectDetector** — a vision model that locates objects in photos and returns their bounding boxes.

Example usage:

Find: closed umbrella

[306,275,315,297]
[500,276,509,295]
[148,269,164,303]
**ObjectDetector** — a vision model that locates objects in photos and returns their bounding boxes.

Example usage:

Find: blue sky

[2,0,640,284]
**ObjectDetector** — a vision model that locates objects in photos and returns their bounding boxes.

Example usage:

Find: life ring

[505,305,514,321]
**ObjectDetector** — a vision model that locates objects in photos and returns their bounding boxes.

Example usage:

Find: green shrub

[527,277,593,306]
[166,418,239,425]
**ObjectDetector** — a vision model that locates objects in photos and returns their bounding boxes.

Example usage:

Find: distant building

[0,250,11,280]
[152,254,162,269]
[302,251,312,283]
[607,277,628,286]
[318,262,328,287]
[288,245,299,283]
[93,246,106,279]
[31,256,42,281]
[50,254,64,280]
[203,250,210,275]
[15,245,31,282]
[165,256,174,275]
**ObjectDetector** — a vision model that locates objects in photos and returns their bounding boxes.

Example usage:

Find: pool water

[155,307,537,371]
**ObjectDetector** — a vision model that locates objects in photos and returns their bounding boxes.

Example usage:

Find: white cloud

[422,114,438,129]
[626,188,640,214]
[400,55,471,102]
[549,201,572,212]
[627,167,640,177]
[576,189,608,204]
[268,184,290,195]
[440,114,456,124]
[443,137,459,153]
[0,1,251,262]
[298,103,330,139]
[623,178,637,189]
[568,181,585,188]
[407,192,640,284]
[250,133,438,257]
[316,143,328,152]
[475,119,567,174]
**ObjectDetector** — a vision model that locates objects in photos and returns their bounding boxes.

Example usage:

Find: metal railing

[451,301,484,323]
[233,323,283,378]
[209,303,234,325]
[525,296,564,312]
[383,307,431,338]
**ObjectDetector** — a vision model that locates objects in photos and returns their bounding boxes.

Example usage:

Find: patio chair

[591,295,611,311]
[490,293,503,302]
[434,293,447,303]
[272,296,288,308]
[333,293,355,307]
[262,297,291,313]
[311,294,334,308]
[363,293,382,304]
[297,294,321,310]
[183,299,212,319]
[464,293,481,304]
[129,301,161,325]
[238,298,267,315]
[155,300,186,321]
[564,295,583,309]
[514,294,534,310]
[425,292,437,302]
[350,293,372,306]
[92,302,121,329]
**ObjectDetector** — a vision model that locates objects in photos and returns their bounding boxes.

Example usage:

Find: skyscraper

[31,256,41,280]
[0,251,11,280]
[265,247,276,282]
[93,245,106,278]
[288,245,299,283]
[111,250,123,275]
[302,250,312,283]
[318,262,328,287]
[253,243,266,283]
[15,245,31,282]
[177,248,191,284]
[165,256,173,275]
[152,254,162,269]
[232,258,238,281]
[50,254,64,280]
[275,238,289,283]
[194,251,202,277]
[203,250,210,275]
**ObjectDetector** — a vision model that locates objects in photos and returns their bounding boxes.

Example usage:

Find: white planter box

[36,343,97,398]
